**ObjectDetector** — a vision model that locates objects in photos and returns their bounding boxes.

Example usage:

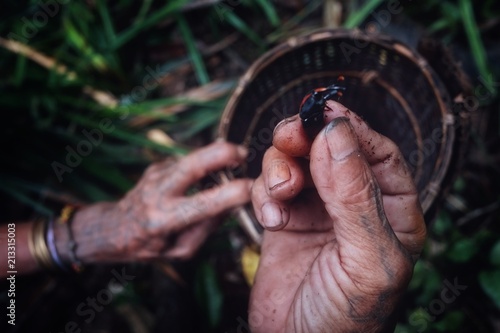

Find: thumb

[310,117,410,275]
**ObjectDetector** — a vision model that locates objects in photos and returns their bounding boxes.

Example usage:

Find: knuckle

[250,177,266,204]
[201,141,236,161]
[174,201,196,224]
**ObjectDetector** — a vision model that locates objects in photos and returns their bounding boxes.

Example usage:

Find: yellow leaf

[241,245,260,286]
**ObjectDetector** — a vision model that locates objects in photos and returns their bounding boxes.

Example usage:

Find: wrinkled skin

[249,101,427,333]
[54,141,254,264]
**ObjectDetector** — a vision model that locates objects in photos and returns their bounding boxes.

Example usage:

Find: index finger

[157,141,248,196]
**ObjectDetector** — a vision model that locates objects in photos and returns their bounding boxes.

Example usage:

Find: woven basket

[218,29,470,244]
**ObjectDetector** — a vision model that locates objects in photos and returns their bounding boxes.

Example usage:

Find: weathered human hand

[55,141,253,264]
[249,101,427,332]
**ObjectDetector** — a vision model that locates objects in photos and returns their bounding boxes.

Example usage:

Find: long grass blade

[64,174,115,202]
[343,0,386,28]
[266,0,323,43]
[13,54,27,86]
[63,113,187,154]
[174,108,222,140]
[113,0,188,49]
[0,177,53,216]
[222,10,265,48]
[96,0,117,45]
[63,18,109,72]
[81,159,134,192]
[254,0,280,27]
[134,0,154,25]
[459,0,496,96]
[177,13,210,85]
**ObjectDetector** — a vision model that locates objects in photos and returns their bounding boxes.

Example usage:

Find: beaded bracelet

[58,205,84,273]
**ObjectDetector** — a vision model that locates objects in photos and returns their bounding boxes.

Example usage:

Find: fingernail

[236,145,248,159]
[273,116,297,137]
[261,202,283,229]
[267,160,291,190]
[325,117,359,160]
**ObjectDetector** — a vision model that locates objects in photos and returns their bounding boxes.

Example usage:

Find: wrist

[53,202,120,267]
[25,217,66,273]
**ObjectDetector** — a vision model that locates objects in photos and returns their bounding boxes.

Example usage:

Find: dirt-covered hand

[249,101,426,332]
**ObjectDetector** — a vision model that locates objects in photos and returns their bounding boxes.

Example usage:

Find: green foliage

[343,0,386,28]
[489,240,500,266]
[254,0,280,27]
[177,13,210,85]
[0,0,278,212]
[458,0,495,95]
[479,269,500,310]
[397,209,500,331]
[478,240,500,310]
[194,261,224,329]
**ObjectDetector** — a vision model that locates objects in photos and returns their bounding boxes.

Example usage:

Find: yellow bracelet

[28,218,54,270]
[58,205,84,273]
